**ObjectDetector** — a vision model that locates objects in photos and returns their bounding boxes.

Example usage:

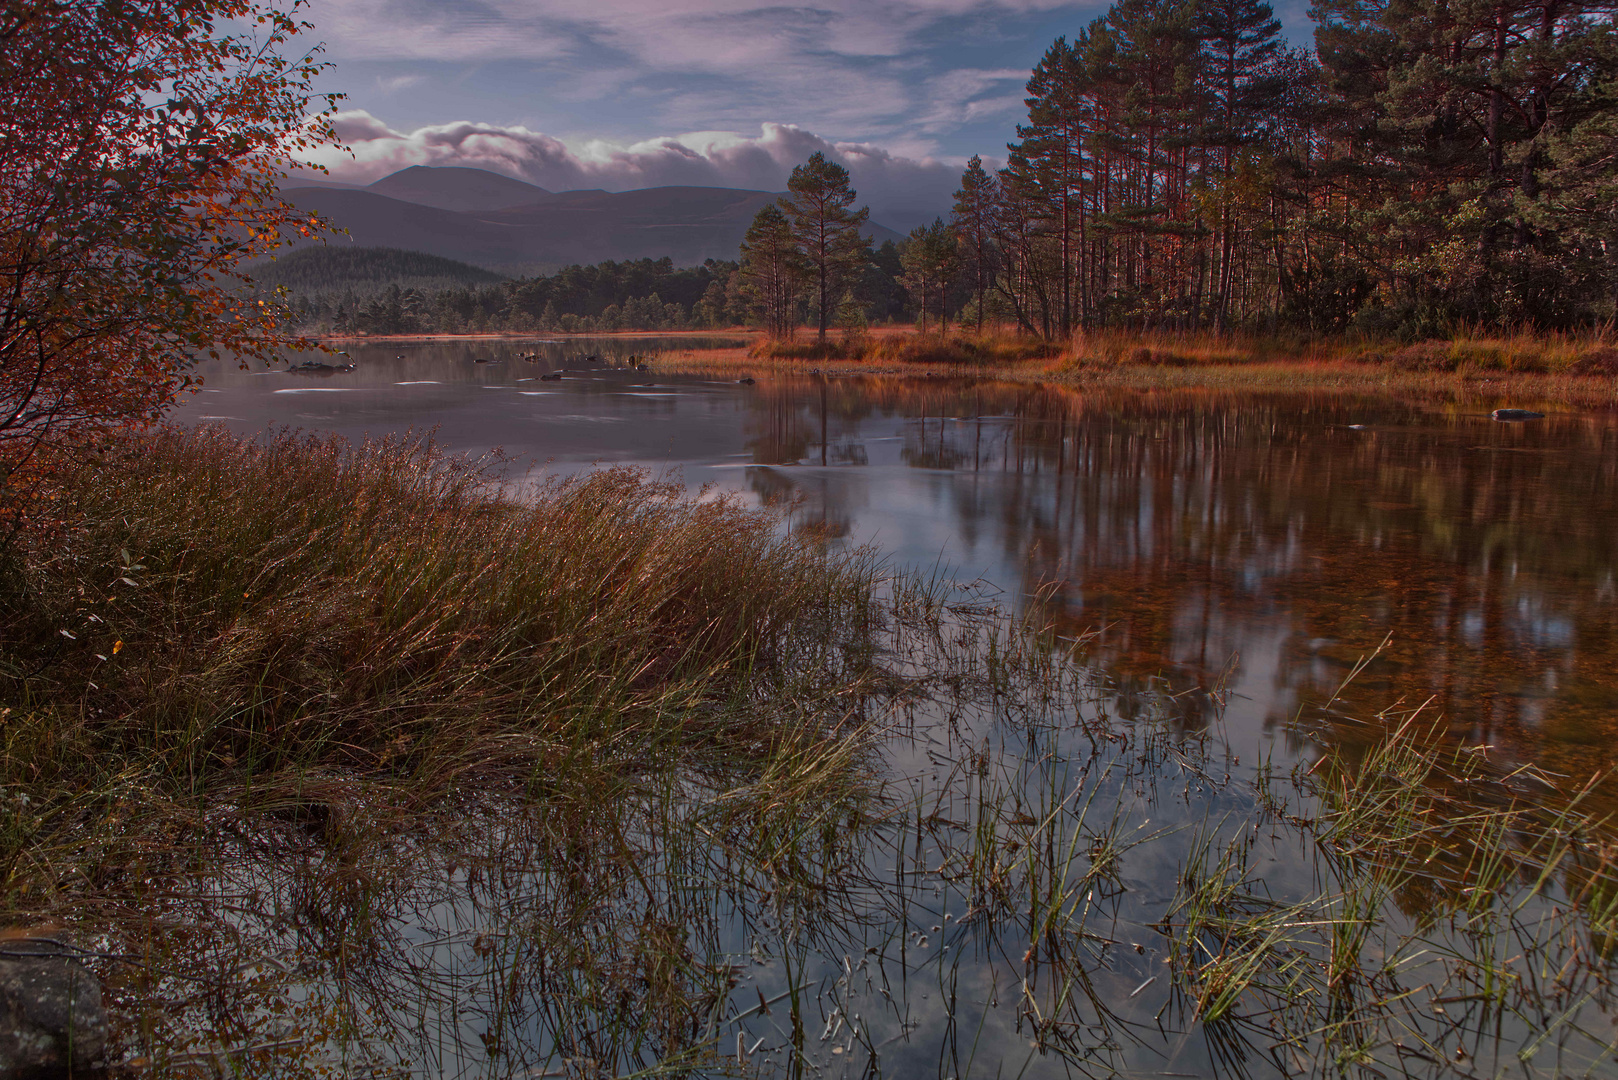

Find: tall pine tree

[952,156,1000,333]
[1196,0,1283,328]
[739,204,804,339]
[780,153,872,343]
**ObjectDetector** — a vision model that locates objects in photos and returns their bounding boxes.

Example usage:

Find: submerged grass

[0,427,890,910]
[5,430,1618,1076]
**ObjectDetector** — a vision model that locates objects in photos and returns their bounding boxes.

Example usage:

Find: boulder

[0,940,106,1078]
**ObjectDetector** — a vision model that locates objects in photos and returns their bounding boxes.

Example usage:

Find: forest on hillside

[251,248,506,293]
[263,246,911,335]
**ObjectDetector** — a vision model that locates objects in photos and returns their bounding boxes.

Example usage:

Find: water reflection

[737,377,1618,780]
[97,349,1618,1075]
[97,598,1618,1079]
[184,344,1618,780]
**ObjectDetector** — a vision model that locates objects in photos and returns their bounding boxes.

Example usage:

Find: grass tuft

[749,331,1059,365]
[0,427,882,806]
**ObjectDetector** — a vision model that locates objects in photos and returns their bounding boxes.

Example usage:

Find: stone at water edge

[0,940,106,1078]
[1492,408,1546,421]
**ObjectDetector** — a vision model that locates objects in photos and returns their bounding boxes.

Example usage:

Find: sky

[295,0,1318,231]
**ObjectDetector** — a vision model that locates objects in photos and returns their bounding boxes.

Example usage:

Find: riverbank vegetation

[749,328,1061,365]
[0,428,882,806]
[6,427,1618,1073]
[631,324,1615,405]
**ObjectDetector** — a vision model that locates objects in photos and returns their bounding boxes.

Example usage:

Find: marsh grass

[1061,325,1618,376]
[1,427,880,787]
[5,431,1618,1076]
[647,327,1618,407]
[1063,327,1327,369]
[1369,328,1618,375]
[750,331,1059,366]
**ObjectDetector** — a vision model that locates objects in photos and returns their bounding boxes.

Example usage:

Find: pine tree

[739,205,805,339]
[780,153,872,343]
[1008,37,1093,336]
[1105,0,1202,323]
[1314,0,1618,324]
[1196,0,1283,329]
[952,156,1000,333]
[900,219,963,333]
[695,280,728,327]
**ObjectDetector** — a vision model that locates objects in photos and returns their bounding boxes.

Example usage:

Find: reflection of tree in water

[743,375,1031,469]
[981,390,1618,777]
[739,375,1618,775]
[747,466,854,541]
[744,386,815,465]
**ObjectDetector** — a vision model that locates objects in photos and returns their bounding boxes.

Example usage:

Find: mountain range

[278,166,904,272]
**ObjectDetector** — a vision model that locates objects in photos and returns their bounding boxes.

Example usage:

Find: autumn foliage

[0,0,339,525]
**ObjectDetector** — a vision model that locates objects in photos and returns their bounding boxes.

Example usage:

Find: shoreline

[309,329,1618,407]
[317,328,758,344]
[645,347,1618,408]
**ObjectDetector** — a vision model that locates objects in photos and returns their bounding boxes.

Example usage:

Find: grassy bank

[640,326,1618,405]
[1060,326,1618,374]
[750,330,1059,365]
[0,429,888,901]
[6,428,1618,1075]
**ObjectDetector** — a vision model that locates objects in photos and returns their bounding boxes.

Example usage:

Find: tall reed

[0,427,882,803]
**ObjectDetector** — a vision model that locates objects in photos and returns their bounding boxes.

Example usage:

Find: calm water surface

[160,338,1618,1078]
[187,338,1618,780]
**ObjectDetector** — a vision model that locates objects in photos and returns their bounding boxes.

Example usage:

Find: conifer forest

[961,0,1618,338]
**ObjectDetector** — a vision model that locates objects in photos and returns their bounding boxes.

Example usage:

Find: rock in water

[0,940,106,1077]
[1492,408,1546,421]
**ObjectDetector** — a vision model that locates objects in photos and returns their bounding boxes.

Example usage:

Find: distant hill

[248,246,507,293]
[275,173,365,192]
[365,165,551,212]
[279,166,905,271]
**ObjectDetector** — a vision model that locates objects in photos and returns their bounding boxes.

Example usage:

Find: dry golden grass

[750,329,1057,365]
[0,428,884,803]
[644,326,1618,405]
